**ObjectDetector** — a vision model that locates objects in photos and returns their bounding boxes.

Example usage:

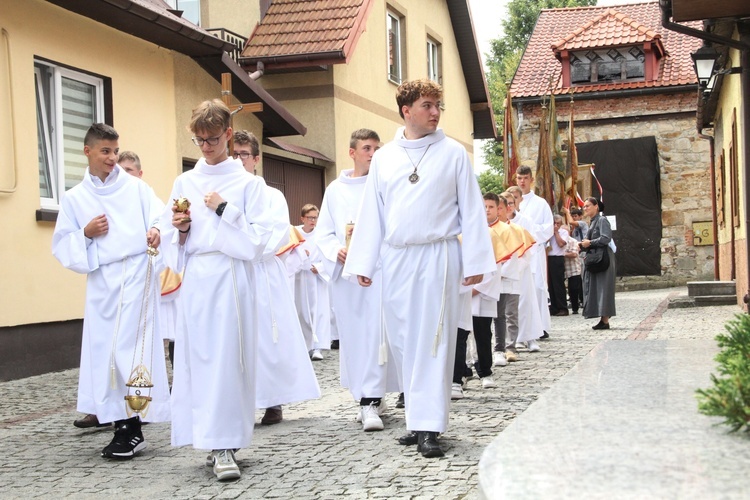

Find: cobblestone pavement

[0,287,741,499]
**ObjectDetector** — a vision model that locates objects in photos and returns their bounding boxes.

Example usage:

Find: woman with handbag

[580,197,616,329]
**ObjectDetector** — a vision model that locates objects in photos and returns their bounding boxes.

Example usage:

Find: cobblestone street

[0,287,741,499]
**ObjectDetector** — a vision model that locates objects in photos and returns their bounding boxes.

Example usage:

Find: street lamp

[691,45,720,88]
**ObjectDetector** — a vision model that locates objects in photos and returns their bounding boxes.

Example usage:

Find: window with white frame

[427,38,441,84]
[35,59,104,208]
[387,10,405,84]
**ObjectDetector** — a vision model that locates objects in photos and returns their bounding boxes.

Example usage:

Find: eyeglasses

[232,151,256,160]
[304,216,318,221]
[191,132,225,147]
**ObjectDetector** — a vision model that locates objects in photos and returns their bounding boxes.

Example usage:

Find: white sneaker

[355,398,387,422]
[310,349,324,361]
[527,340,541,352]
[361,403,384,432]
[481,376,497,389]
[493,352,508,366]
[211,449,240,481]
[451,382,464,400]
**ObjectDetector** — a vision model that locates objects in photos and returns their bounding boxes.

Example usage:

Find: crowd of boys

[53,79,592,481]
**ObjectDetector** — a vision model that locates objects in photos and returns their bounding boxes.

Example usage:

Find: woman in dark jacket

[580,197,616,329]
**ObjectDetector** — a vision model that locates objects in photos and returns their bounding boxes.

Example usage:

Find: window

[387,10,405,84]
[165,0,201,26]
[427,38,441,84]
[570,47,645,85]
[35,59,104,207]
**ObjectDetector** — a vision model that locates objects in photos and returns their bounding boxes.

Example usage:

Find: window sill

[36,208,58,222]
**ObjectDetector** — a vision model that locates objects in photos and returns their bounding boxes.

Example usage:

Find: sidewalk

[0,287,744,498]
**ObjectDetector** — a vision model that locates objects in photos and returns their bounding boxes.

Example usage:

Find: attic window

[570,46,645,85]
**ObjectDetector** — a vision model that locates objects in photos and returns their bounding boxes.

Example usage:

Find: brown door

[262,154,325,223]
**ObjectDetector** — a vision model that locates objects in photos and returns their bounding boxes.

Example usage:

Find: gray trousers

[493,293,520,353]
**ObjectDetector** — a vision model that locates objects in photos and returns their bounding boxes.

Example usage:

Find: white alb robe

[316,169,399,400]
[160,157,272,450]
[250,185,320,409]
[294,226,331,351]
[52,165,169,424]
[344,128,496,433]
[513,204,552,334]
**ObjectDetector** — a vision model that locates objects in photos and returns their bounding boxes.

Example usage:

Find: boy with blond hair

[160,99,272,481]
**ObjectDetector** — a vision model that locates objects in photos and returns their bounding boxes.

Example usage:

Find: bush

[696,313,750,432]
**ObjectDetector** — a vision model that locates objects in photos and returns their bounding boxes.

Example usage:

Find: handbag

[584,245,610,273]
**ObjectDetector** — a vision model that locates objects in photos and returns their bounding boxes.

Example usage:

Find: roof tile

[242,0,368,60]
[512,1,702,98]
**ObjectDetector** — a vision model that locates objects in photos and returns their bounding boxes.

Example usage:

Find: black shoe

[74,414,111,429]
[395,392,405,409]
[330,339,340,350]
[417,431,444,458]
[102,417,146,460]
[592,322,610,330]
[540,331,549,339]
[261,406,283,425]
[398,431,418,446]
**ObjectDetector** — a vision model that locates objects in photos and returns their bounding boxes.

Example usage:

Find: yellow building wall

[715,41,746,246]
[0,0,263,328]
[202,0,260,37]
[245,0,478,183]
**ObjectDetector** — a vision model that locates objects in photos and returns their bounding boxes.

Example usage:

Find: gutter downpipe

[698,130,720,280]
[661,0,750,305]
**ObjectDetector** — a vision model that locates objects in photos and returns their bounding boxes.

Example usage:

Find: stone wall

[515,91,714,285]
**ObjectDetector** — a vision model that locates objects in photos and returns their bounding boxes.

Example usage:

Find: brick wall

[515,91,714,285]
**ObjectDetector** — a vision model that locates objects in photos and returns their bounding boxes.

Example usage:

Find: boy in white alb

[52,124,169,460]
[161,100,273,481]
[233,130,320,426]
[294,204,331,361]
[316,129,400,432]
[344,80,496,458]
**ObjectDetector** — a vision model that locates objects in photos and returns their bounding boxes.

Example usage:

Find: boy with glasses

[232,130,321,426]
[160,99,273,481]
[295,204,331,361]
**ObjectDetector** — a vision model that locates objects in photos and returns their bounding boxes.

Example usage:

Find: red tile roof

[511,1,702,98]
[551,8,659,52]
[241,0,373,67]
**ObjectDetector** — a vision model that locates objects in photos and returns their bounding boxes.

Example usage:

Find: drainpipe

[249,61,264,81]
[660,0,750,306]
[698,130,719,280]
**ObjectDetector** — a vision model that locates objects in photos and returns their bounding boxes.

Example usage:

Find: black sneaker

[102,417,147,460]
[395,392,405,409]
[330,339,340,350]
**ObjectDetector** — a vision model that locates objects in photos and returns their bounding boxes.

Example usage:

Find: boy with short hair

[52,123,169,460]
[161,99,273,481]
[295,204,331,361]
[233,130,320,426]
[344,79,496,458]
[317,128,400,432]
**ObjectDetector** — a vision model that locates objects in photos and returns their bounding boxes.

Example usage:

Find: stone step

[667,294,737,309]
[687,281,735,297]
[694,295,738,306]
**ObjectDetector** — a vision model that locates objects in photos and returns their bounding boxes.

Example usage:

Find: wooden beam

[671,0,750,22]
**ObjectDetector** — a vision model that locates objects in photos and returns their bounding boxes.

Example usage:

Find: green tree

[482,0,596,175]
[478,169,505,195]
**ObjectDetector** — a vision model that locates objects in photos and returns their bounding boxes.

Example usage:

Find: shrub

[696,313,750,432]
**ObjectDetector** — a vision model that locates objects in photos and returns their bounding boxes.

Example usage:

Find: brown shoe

[74,414,111,428]
[554,310,569,316]
[261,406,282,425]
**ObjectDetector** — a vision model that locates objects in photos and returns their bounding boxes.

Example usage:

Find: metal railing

[206,28,248,64]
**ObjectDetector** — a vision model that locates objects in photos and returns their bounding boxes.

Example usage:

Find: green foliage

[696,313,750,432]
[482,0,597,171]
[478,169,505,195]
